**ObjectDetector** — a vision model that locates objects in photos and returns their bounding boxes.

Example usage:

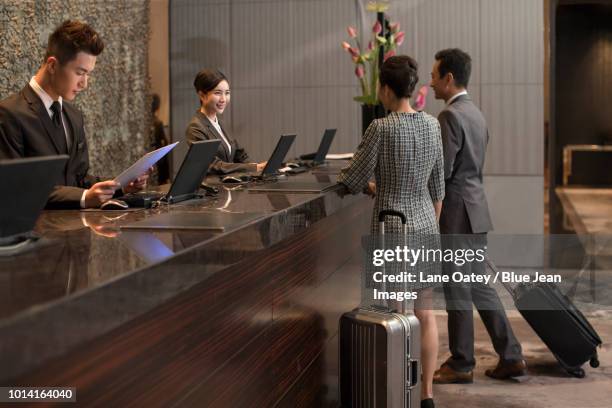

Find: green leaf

[369,56,378,102]
[354,96,371,103]
[353,95,380,106]
[376,36,387,44]
[366,1,390,12]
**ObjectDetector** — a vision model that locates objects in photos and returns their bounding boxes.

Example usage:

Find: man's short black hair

[45,20,104,64]
[434,48,472,88]
[380,55,419,99]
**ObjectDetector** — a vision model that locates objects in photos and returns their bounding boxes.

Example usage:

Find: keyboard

[116,191,164,208]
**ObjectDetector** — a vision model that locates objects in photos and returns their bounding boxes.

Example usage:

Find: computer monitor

[166,140,221,203]
[0,155,68,242]
[261,134,296,176]
[313,128,337,165]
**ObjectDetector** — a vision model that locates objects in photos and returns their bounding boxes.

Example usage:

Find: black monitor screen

[167,140,220,199]
[0,155,68,239]
[313,128,337,164]
[261,134,296,176]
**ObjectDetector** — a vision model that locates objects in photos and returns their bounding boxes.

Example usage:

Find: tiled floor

[434,310,612,408]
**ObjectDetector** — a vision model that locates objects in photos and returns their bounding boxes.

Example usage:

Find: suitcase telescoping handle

[378,210,407,235]
[378,209,407,224]
[377,210,408,313]
[485,256,516,298]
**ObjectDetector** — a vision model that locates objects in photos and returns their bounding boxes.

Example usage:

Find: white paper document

[113,142,179,188]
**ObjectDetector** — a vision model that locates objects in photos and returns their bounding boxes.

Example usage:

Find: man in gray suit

[430,49,526,383]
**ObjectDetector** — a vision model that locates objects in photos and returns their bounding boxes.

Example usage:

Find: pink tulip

[372,20,382,35]
[355,65,365,79]
[347,26,358,38]
[415,86,428,111]
[389,22,400,33]
[349,47,360,58]
[367,41,374,51]
[395,31,405,46]
[383,49,396,61]
[341,41,351,50]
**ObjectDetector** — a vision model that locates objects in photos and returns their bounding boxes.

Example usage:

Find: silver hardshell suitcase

[339,210,421,408]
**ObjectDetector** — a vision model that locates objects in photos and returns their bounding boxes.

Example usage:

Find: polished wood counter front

[0,171,372,407]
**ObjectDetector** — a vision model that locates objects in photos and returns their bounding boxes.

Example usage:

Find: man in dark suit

[430,48,526,382]
[0,20,147,209]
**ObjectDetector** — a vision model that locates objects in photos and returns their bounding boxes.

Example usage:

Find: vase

[361,104,386,135]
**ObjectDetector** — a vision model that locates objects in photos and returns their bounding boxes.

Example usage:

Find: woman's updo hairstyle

[193,69,228,94]
[379,55,419,99]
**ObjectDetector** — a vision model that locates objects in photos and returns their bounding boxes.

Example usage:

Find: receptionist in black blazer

[0,20,148,209]
[185,69,266,174]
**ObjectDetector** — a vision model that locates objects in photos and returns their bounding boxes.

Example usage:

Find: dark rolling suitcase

[339,210,421,407]
[486,258,603,378]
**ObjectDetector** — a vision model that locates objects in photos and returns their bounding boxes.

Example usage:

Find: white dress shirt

[446,90,468,105]
[29,77,72,147]
[209,115,232,155]
[29,77,87,208]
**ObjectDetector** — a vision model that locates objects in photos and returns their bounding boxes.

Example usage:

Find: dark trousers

[441,212,523,371]
[443,281,524,371]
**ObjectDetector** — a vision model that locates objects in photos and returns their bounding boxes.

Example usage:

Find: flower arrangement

[341,1,427,111]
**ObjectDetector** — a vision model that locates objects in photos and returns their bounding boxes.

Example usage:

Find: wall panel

[169,0,545,232]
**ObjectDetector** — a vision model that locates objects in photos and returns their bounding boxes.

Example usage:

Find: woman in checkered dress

[339,83,444,234]
[338,55,444,408]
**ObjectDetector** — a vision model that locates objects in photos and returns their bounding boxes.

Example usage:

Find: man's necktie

[50,100,70,152]
[50,101,62,128]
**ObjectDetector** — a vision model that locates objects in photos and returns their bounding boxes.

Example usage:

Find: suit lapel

[199,112,231,161]
[217,120,234,161]
[62,103,80,155]
[22,85,66,154]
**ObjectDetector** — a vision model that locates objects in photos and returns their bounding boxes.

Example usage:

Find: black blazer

[185,110,256,174]
[0,84,98,209]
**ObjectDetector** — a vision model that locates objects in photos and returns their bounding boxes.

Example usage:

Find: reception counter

[0,171,373,407]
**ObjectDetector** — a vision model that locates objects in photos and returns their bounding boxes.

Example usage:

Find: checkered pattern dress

[339,111,445,235]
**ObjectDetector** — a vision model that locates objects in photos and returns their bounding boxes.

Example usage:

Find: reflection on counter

[119,231,175,263]
[0,172,345,322]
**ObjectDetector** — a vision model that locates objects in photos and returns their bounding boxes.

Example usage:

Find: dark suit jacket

[185,110,256,174]
[0,84,98,209]
[151,117,170,184]
[438,94,493,234]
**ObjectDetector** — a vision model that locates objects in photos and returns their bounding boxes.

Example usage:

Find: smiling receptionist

[185,69,266,175]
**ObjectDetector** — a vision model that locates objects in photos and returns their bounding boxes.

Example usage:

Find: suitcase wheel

[590,356,600,368]
[569,368,585,378]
